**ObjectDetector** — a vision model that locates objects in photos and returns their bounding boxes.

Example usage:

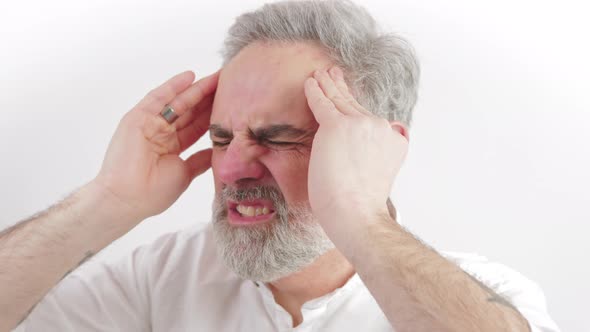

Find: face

[209,41,335,282]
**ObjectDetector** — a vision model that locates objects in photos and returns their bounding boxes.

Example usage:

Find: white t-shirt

[15,223,560,331]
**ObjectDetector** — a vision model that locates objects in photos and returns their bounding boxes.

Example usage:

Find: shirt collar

[252,271,363,310]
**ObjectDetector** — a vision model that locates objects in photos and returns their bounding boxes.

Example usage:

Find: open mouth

[227,200,276,225]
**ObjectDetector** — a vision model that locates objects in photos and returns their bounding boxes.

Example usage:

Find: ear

[389,121,410,141]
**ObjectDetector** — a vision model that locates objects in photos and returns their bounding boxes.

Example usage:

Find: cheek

[262,150,311,203]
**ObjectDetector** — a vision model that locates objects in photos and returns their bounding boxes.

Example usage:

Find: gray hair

[220,0,420,126]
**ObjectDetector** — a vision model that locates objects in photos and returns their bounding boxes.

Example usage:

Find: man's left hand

[303,66,408,239]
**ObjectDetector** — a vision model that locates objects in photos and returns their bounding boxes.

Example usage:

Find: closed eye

[264,140,295,146]
[212,140,231,147]
[211,139,299,149]
[259,138,302,148]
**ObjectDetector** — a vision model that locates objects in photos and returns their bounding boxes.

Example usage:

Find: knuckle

[338,90,352,100]
[312,95,327,106]
[147,89,167,104]
[173,96,190,112]
[343,96,357,106]
[330,93,346,104]
[193,82,206,100]
[322,100,337,111]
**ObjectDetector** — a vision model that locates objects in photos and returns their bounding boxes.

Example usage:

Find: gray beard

[211,185,335,282]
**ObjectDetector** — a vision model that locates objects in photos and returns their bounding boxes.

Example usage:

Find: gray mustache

[220,185,284,203]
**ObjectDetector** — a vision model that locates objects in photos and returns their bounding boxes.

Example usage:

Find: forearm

[333,213,531,332]
[0,180,142,330]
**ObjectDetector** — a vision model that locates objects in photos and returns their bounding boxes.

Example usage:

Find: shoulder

[441,251,561,332]
[12,223,239,332]
[118,223,238,286]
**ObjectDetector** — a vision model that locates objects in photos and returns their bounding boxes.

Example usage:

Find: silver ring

[160,104,179,124]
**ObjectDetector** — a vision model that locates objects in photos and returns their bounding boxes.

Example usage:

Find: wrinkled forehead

[211,41,333,126]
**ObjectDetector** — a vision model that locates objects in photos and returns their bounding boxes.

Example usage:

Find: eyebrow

[209,124,311,141]
[209,124,232,139]
[252,124,309,140]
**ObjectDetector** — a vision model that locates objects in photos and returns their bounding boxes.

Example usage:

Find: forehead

[211,41,333,127]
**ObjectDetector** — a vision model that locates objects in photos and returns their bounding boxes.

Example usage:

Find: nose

[215,138,266,186]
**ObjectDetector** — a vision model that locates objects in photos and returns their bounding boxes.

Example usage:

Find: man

[0,0,559,331]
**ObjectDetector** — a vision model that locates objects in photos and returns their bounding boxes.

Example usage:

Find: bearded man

[1,1,559,331]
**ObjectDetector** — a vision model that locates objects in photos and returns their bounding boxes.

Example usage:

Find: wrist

[318,203,397,255]
[342,211,405,266]
[82,179,145,230]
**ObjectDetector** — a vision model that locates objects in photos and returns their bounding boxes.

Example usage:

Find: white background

[1,0,588,330]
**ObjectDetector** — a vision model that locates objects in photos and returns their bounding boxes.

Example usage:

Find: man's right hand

[93,70,220,220]
[0,70,219,331]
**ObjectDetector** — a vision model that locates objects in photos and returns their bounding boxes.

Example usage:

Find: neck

[265,248,355,327]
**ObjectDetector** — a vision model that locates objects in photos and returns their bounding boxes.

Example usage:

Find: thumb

[184,148,213,180]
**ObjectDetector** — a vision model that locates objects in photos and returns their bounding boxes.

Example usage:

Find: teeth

[236,204,272,217]
[246,206,254,216]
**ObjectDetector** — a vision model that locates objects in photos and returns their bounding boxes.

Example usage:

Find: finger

[176,96,214,152]
[304,77,340,124]
[329,67,367,111]
[328,67,373,117]
[173,93,214,131]
[330,66,353,95]
[166,70,220,119]
[313,69,358,116]
[137,70,196,114]
[184,148,213,180]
